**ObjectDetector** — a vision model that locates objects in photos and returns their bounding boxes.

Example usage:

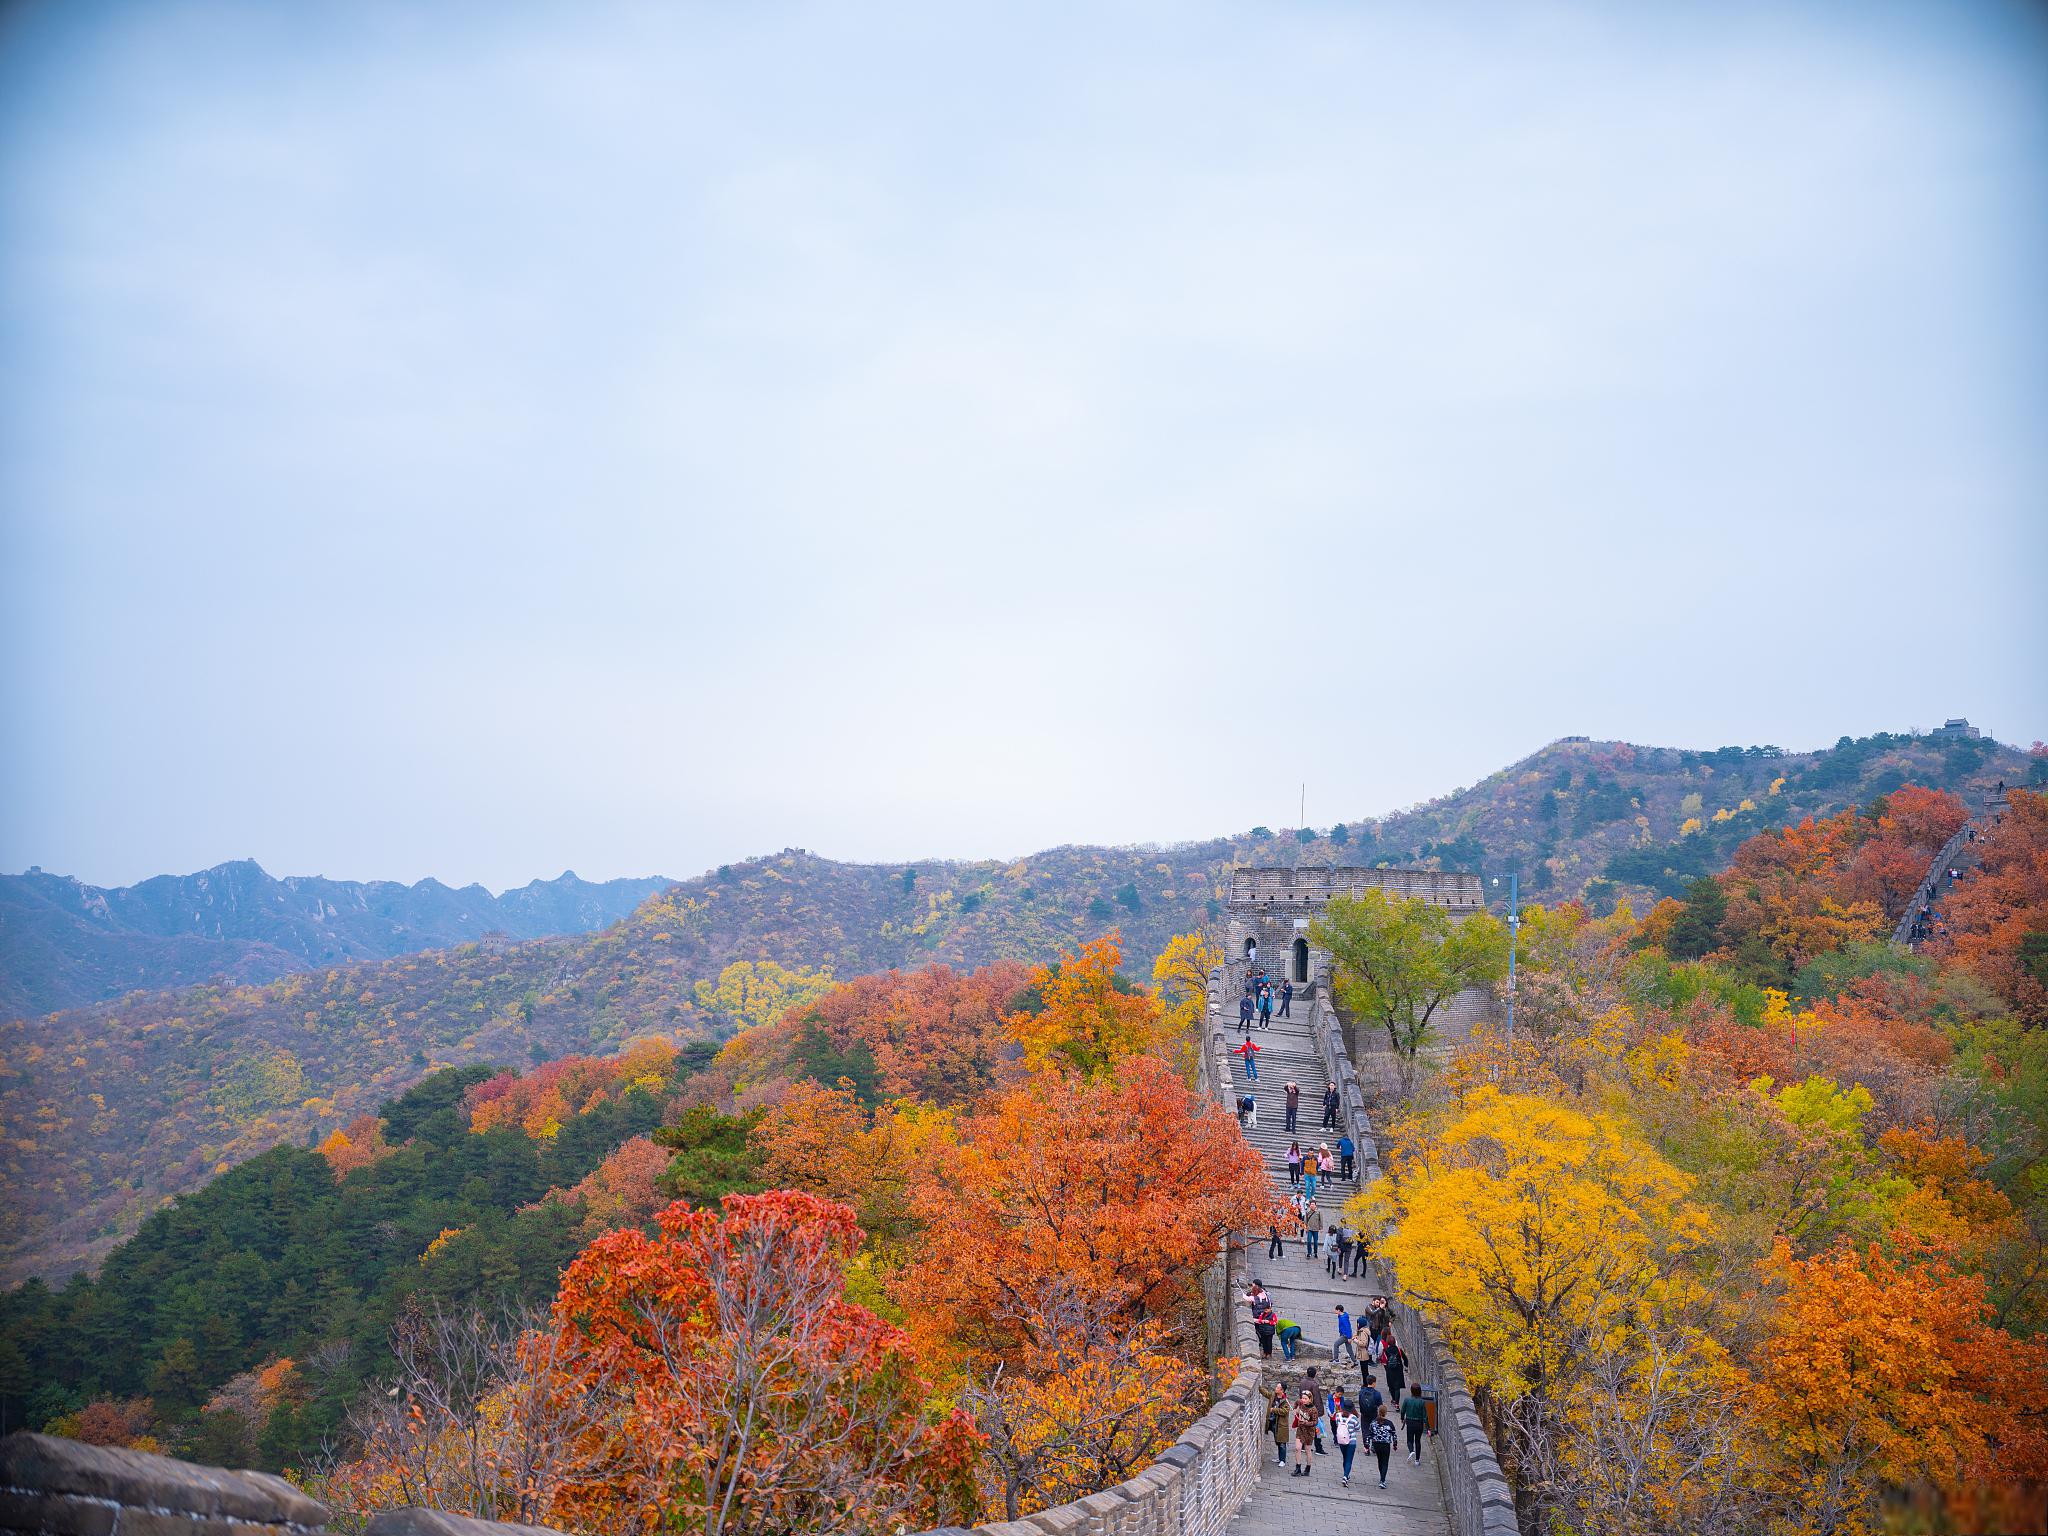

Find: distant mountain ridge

[0,862,671,1018]
[1,727,2035,1282]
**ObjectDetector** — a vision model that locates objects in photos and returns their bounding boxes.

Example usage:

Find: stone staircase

[1218,983,1455,1534]
[1225,998,1357,1205]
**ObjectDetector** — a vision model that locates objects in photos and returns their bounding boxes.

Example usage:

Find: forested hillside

[0,862,670,1018]
[12,784,2047,1532]
[1,730,2033,1283]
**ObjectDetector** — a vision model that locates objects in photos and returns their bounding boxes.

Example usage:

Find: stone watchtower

[1224,865,1486,996]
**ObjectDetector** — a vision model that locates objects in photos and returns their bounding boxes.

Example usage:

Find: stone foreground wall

[0,1433,555,1536]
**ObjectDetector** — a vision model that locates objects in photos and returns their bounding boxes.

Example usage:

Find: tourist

[1329,1224,1349,1278]
[1338,1132,1356,1180]
[1280,978,1293,1017]
[1291,1388,1319,1476]
[1239,993,1255,1033]
[1267,1384,1291,1467]
[1253,1302,1277,1358]
[1351,1234,1370,1277]
[1235,1037,1260,1081]
[1304,1213,1321,1260]
[1268,1221,1285,1260]
[1287,1141,1304,1186]
[1369,1405,1398,1487]
[1258,988,1274,1028]
[1303,1158,1318,1204]
[1382,1331,1409,1405]
[1333,1397,1361,1487]
[1277,1316,1302,1361]
[1401,1384,1431,1462]
[1364,1296,1392,1339]
[1357,1371,1382,1424]
[1322,1085,1340,1129]
[1333,1303,1357,1364]
[1284,1082,1301,1131]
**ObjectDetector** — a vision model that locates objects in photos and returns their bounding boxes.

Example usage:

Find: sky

[2,0,2044,892]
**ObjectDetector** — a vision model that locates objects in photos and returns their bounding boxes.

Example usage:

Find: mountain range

[0,863,671,1019]
[0,727,2034,1282]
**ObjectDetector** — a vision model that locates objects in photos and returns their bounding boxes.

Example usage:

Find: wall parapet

[0,1433,562,1536]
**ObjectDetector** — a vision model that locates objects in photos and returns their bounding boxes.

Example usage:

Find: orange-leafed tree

[1753,1237,2048,1535]
[754,1080,957,1265]
[549,1191,982,1536]
[1938,788,2048,1024]
[1004,936,1179,1078]
[898,1052,1270,1368]
[317,1114,392,1176]
[547,1134,673,1239]
[961,1283,1205,1520]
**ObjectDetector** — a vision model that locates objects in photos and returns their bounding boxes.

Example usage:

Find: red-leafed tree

[1937,789,2048,1024]
[549,1190,981,1536]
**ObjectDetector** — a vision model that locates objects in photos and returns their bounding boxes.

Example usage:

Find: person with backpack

[1332,1303,1357,1364]
[1332,1395,1361,1486]
[1291,1388,1320,1477]
[1356,1371,1382,1426]
[1369,1404,1398,1487]
[1266,1383,1290,1467]
[1401,1383,1431,1462]
[1234,1037,1260,1080]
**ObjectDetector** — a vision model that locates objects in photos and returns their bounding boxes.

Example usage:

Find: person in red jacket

[1233,1037,1261,1080]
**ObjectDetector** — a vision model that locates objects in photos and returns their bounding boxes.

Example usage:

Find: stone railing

[1304,974,1520,1536]
[0,1432,562,1536]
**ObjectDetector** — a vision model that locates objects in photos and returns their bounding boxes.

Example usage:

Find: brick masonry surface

[0,1434,556,1536]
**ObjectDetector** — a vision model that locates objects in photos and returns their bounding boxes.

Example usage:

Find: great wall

[4,866,1516,1536]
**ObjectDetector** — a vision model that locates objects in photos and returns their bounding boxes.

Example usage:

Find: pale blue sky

[3,0,2044,890]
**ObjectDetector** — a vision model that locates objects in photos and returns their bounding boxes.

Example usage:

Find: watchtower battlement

[1227,865,1485,912]
[1225,865,1486,989]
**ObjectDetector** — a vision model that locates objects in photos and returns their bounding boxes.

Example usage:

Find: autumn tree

[900,1053,1269,1369]
[1310,891,1509,1083]
[1004,936,1179,1078]
[548,1191,981,1536]
[319,1303,624,1530]
[753,1080,958,1267]
[1150,929,1221,1077]
[1351,1086,1715,1522]
[1938,787,2048,1024]
[961,1283,1204,1520]
[1754,1238,2048,1535]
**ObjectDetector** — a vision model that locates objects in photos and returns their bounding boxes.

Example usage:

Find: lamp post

[1491,871,1520,1045]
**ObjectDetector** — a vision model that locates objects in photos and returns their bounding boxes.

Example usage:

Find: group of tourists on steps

[1230,955,1435,1499]
[1237,968,1293,1031]
[1247,1282,1434,1490]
